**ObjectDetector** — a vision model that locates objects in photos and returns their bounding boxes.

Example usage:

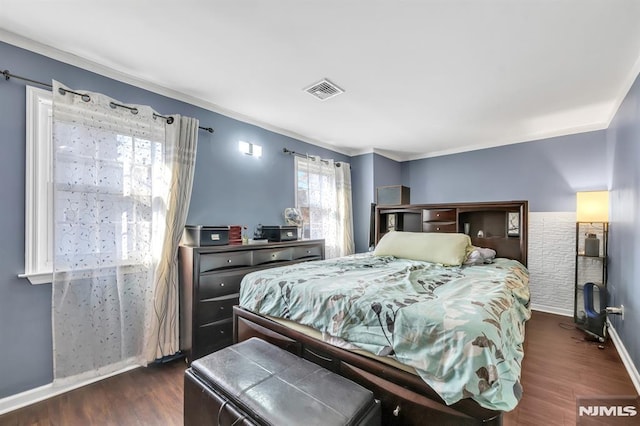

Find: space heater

[582,283,607,341]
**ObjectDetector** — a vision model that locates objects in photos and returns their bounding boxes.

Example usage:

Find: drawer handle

[220,282,225,287]
[227,259,232,263]
[436,213,440,217]
[272,254,277,258]
[220,306,224,310]
[436,227,440,231]
[220,330,225,335]
[393,405,401,417]
[307,250,311,254]
[306,348,333,363]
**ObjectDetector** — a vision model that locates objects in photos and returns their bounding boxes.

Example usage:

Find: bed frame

[375,200,528,266]
[233,200,528,425]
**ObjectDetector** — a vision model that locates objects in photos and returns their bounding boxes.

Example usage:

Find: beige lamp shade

[576,191,609,222]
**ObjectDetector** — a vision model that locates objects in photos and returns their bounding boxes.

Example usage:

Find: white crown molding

[347,120,609,162]
[348,148,407,162]
[371,149,408,162]
[0,29,354,158]
[604,47,640,127]
[401,121,609,162]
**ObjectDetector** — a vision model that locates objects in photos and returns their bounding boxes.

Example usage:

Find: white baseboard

[607,320,640,396]
[531,303,573,317]
[0,364,139,416]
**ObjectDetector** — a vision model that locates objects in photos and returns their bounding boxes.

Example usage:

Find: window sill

[19,271,53,285]
[19,263,149,285]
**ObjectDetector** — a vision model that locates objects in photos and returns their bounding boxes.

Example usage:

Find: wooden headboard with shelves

[375,200,528,266]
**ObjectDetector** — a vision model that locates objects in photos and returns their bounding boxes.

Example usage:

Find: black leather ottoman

[184,337,381,426]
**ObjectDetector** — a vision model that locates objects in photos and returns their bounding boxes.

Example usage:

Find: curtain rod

[283,147,344,167]
[2,68,214,133]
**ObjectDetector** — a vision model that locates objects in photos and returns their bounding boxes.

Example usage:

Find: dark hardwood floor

[0,311,637,425]
[0,360,185,426]
[504,311,638,426]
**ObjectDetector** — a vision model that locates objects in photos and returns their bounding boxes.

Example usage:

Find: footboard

[232,306,502,426]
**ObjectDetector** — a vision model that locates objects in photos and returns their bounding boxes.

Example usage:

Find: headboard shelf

[375,200,528,266]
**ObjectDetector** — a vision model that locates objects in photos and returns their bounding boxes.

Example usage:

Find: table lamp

[576,191,609,256]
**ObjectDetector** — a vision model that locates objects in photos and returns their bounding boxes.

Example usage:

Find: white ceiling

[1,1,639,160]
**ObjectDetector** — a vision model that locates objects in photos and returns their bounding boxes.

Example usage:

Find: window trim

[19,86,53,284]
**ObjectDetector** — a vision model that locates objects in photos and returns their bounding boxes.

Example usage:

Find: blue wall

[350,153,405,253]
[373,154,403,196]
[402,130,609,212]
[607,71,640,379]
[0,40,348,400]
[187,111,349,236]
[351,154,374,253]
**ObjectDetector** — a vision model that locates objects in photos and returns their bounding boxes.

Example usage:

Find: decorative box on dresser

[179,239,325,362]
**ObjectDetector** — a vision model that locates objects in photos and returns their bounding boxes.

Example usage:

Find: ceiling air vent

[304,78,344,101]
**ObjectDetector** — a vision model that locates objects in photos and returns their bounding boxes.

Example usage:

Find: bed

[233,201,529,425]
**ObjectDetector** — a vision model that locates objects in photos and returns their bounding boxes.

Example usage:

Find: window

[20,86,53,284]
[20,86,166,284]
[295,156,354,259]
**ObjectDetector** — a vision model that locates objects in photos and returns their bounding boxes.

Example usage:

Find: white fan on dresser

[284,208,303,238]
[284,208,303,226]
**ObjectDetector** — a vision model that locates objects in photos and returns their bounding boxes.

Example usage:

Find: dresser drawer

[422,209,456,222]
[303,345,340,373]
[197,294,238,326]
[340,363,475,425]
[422,223,456,233]
[199,271,245,299]
[199,251,252,272]
[292,244,323,260]
[195,318,234,360]
[253,247,293,266]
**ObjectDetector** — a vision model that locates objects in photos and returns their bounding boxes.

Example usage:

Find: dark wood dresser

[179,239,325,362]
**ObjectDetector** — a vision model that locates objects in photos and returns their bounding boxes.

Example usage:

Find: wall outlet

[606,305,625,320]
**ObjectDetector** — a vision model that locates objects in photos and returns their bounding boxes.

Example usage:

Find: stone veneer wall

[527,212,577,316]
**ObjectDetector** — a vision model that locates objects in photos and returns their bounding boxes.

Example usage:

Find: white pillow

[464,246,497,265]
[374,231,472,266]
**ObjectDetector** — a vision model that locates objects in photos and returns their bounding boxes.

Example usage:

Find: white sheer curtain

[146,116,198,362]
[295,156,354,258]
[51,81,196,382]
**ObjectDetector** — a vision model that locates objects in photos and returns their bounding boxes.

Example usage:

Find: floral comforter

[239,253,530,411]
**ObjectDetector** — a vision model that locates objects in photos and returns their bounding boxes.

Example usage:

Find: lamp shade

[576,191,609,222]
